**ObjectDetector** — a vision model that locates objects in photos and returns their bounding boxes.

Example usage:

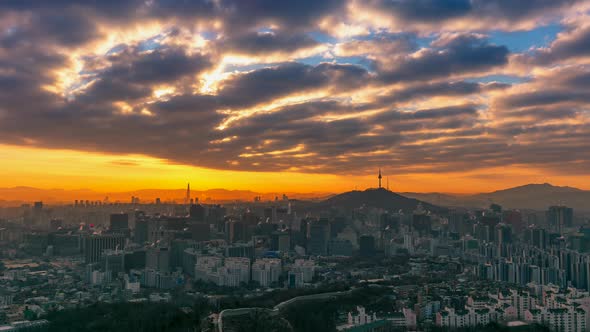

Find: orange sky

[1,143,589,198]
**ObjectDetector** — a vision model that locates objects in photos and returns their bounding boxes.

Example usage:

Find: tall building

[290,259,316,284]
[271,231,290,252]
[495,224,512,245]
[185,183,190,205]
[531,227,547,249]
[225,220,247,244]
[31,201,44,227]
[146,247,170,272]
[195,256,223,282]
[189,204,206,222]
[170,239,200,270]
[207,205,226,225]
[189,222,210,242]
[110,213,129,231]
[103,249,125,277]
[51,233,81,256]
[412,214,432,237]
[222,257,251,287]
[134,217,149,244]
[308,218,330,256]
[225,243,255,259]
[503,210,524,233]
[84,234,126,263]
[547,206,574,232]
[359,235,376,256]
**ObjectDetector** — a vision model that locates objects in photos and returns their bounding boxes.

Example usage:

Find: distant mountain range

[1,183,588,212]
[402,183,590,212]
[0,186,331,207]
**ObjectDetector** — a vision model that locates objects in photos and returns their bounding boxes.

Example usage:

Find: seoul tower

[378,168,382,189]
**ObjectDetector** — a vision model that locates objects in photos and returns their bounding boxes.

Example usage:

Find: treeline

[45,302,203,332]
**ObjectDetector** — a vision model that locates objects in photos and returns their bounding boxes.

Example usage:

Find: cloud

[373,81,501,107]
[221,31,320,56]
[365,0,472,22]
[514,18,590,66]
[0,0,589,179]
[61,43,214,105]
[216,62,371,108]
[352,0,584,32]
[377,34,509,83]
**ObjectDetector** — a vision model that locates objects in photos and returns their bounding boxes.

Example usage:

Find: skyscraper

[309,218,330,256]
[109,213,129,232]
[359,235,376,256]
[547,206,574,232]
[185,183,190,205]
[84,234,126,263]
[189,204,206,222]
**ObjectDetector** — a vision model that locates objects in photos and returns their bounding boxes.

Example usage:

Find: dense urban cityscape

[1,176,590,331]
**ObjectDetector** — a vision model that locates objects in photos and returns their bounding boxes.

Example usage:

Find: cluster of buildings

[337,306,417,331]
[436,284,590,331]
[1,177,590,331]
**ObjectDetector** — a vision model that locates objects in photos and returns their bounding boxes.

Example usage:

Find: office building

[109,213,129,232]
[84,234,126,263]
[308,218,330,256]
[547,206,574,232]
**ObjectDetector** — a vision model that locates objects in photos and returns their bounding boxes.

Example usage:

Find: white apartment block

[252,258,281,287]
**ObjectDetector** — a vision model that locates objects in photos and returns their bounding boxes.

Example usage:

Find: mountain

[403,183,590,212]
[484,183,582,195]
[314,187,443,213]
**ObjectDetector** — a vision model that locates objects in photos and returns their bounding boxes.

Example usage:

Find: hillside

[315,187,443,213]
[403,183,590,212]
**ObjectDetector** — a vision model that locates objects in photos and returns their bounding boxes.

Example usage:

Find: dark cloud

[496,67,590,110]
[0,9,99,48]
[220,0,345,30]
[367,0,472,22]
[363,0,582,25]
[0,0,147,21]
[374,81,483,106]
[36,11,101,46]
[0,0,589,177]
[470,0,581,20]
[217,62,370,108]
[374,105,479,122]
[221,31,319,55]
[100,46,212,85]
[499,91,590,108]
[378,34,509,83]
[73,45,212,103]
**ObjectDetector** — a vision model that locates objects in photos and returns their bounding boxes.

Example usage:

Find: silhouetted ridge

[487,183,582,195]
[319,187,443,213]
[402,183,590,211]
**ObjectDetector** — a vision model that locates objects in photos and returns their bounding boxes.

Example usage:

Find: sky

[1,0,590,195]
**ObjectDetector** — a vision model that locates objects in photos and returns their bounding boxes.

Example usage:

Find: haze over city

[2,1,590,332]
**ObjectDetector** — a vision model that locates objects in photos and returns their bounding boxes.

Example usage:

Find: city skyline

[3,2,590,331]
[1,1,590,195]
